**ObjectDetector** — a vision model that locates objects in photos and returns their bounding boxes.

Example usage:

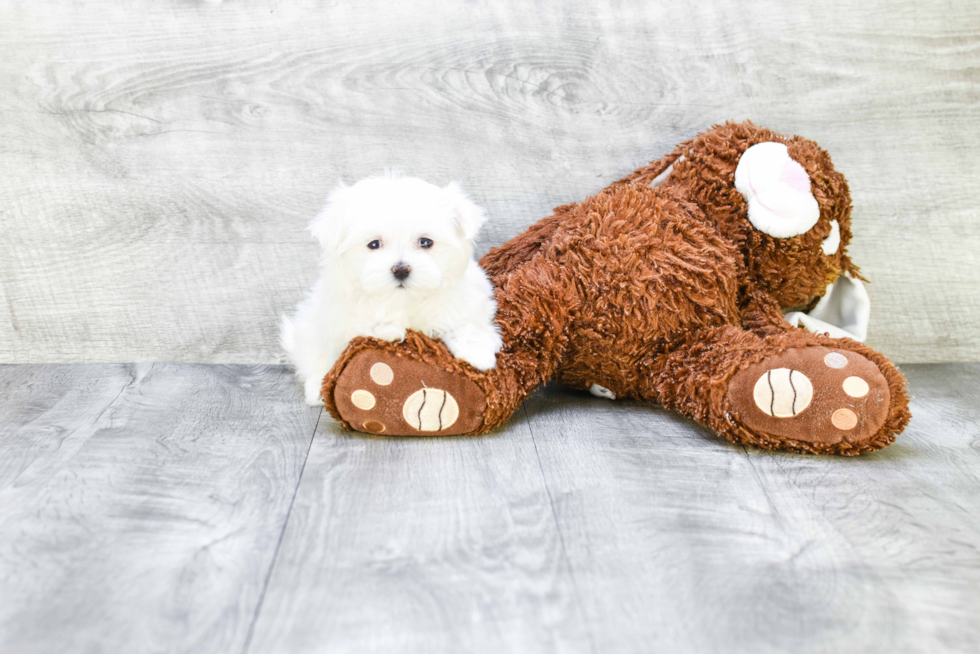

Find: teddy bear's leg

[649,325,910,455]
[322,253,577,436]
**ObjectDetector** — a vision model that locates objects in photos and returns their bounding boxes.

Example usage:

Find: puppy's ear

[444,181,487,241]
[309,182,351,254]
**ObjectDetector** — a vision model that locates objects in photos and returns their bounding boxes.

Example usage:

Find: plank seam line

[741,445,789,531]
[240,405,322,654]
[4,364,145,493]
[522,403,598,654]
[93,364,144,425]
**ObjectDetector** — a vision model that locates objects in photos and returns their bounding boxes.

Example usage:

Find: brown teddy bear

[319,122,911,455]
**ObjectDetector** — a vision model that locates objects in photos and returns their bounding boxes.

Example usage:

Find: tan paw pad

[824,352,848,369]
[842,376,869,398]
[362,420,386,434]
[831,408,858,430]
[351,389,376,410]
[402,388,459,432]
[752,368,813,417]
[370,362,394,385]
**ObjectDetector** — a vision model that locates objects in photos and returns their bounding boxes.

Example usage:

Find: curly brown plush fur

[322,122,911,455]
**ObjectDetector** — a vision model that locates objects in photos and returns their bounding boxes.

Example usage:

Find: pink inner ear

[778,158,811,193]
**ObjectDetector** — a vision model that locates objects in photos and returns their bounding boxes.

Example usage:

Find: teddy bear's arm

[606,139,694,190]
[323,249,580,436]
[739,286,797,336]
[479,211,564,280]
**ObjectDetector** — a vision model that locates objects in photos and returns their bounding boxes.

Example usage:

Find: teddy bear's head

[662,122,860,311]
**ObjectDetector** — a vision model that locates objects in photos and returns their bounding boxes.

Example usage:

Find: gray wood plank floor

[0,364,320,653]
[1,363,978,653]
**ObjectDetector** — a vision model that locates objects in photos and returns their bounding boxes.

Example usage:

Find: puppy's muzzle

[391,263,411,282]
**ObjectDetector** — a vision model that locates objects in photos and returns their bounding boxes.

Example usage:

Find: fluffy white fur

[281,174,503,405]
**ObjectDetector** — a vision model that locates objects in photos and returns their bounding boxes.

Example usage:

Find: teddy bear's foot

[331,349,487,436]
[727,346,892,454]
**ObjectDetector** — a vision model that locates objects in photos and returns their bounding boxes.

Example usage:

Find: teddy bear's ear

[309,182,353,254]
[443,181,487,242]
[734,142,820,238]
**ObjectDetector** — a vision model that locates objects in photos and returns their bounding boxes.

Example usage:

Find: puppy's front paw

[304,376,325,406]
[371,323,407,342]
[443,326,502,371]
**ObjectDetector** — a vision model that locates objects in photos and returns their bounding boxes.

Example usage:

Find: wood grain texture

[521,363,980,653]
[0,363,978,652]
[0,0,977,364]
[0,364,320,654]
[245,414,590,654]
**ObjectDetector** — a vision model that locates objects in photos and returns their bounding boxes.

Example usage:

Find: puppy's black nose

[392,263,411,281]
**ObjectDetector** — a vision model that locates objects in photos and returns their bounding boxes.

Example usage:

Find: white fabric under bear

[821,220,841,255]
[783,273,871,342]
[589,384,617,400]
[735,142,820,238]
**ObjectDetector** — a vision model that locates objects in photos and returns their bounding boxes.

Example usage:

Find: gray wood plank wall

[1,0,978,364]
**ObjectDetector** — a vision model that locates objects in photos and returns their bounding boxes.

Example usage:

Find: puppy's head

[310,174,486,295]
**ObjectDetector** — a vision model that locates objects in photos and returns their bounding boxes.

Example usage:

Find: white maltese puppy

[281,173,503,405]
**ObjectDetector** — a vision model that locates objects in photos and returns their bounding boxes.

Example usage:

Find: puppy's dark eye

[367,240,382,250]
[418,237,433,249]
